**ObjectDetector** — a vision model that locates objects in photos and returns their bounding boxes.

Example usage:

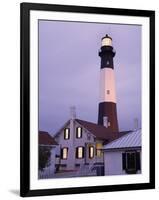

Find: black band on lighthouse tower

[98,34,119,132]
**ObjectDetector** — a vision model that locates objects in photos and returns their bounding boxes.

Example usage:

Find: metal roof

[104,129,141,150]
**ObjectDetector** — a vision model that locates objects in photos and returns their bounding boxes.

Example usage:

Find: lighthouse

[98,34,119,132]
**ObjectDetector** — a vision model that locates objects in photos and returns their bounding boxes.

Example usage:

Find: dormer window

[64,128,70,140]
[76,127,82,138]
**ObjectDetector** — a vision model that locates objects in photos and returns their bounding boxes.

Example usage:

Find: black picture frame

[20,2,155,197]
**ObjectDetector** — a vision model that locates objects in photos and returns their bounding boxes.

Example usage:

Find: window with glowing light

[102,38,112,46]
[96,143,103,157]
[76,146,84,159]
[76,127,82,138]
[89,146,94,159]
[61,147,68,159]
[64,128,70,140]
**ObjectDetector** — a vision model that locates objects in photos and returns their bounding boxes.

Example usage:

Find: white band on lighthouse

[99,68,116,103]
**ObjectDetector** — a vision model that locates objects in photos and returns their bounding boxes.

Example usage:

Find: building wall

[50,147,56,173]
[104,149,141,175]
[55,120,104,170]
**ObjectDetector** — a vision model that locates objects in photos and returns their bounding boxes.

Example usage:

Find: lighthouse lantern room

[101,34,112,47]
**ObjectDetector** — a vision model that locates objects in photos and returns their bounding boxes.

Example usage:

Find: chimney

[134,118,138,130]
[70,106,76,120]
[103,116,108,128]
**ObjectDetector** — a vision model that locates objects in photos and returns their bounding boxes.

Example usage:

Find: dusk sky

[39,20,141,134]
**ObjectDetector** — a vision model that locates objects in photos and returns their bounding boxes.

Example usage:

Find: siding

[55,119,104,170]
[104,150,142,175]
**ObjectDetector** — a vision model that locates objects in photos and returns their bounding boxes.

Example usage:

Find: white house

[103,129,141,175]
[54,109,129,176]
[54,118,105,174]
[38,131,58,178]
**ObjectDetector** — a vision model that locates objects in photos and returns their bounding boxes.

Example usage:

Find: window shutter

[136,152,141,170]
[122,153,126,170]
[75,147,78,158]
[64,129,66,139]
[76,127,78,138]
[61,148,63,159]
[68,128,70,139]
[82,147,85,158]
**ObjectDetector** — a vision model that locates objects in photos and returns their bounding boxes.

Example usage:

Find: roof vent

[70,106,76,120]
[133,118,138,130]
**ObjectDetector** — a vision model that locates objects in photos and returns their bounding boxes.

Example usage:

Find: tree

[39,146,52,171]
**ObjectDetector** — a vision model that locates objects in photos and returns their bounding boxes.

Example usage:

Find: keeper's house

[103,129,141,175]
[54,118,110,171]
[54,112,129,172]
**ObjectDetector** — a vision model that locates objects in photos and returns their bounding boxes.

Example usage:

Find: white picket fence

[76,163,97,177]
[39,168,55,179]
[39,163,104,179]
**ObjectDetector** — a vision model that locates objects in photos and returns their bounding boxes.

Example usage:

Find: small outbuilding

[39,131,58,178]
[103,129,141,175]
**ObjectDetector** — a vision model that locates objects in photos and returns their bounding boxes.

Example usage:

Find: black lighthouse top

[99,34,116,69]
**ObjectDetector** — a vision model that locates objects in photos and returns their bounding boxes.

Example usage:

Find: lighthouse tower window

[64,128,70,140]
[107,90,110,94]
[107,60,109,65]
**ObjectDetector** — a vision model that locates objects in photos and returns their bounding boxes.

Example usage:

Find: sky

[38,20,141,134]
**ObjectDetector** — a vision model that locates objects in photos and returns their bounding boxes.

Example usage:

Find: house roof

[54,118,131,143]
[39,131,58,145]
[103,129,141,150]
[76,119,130,142]
[76,119,116,140]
